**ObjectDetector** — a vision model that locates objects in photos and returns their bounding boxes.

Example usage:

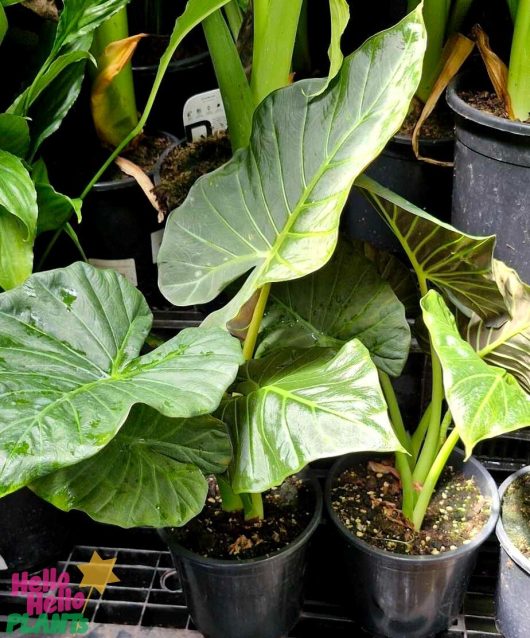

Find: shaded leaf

[256,240,411,376]
[459,261,530,393]
[310,0,349,96]
[421,290,530,455]
[219,341,402,493]
[355,174,508,324]
[32,406,232,528]
[32,159,82,235]
[0,262,243,496]
[158,8,427,327]
[0,149,37,290]
[0,114,30,157]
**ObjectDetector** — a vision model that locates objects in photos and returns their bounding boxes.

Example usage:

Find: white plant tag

[151,229,165,264]
[183,89,227,141]
[0,554,7,570]
[88,258,138,286]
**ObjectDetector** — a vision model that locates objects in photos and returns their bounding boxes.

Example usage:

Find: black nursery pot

[325,449,499,638]
[447,75,530,281]
[495,466,530,638]
[161,478,322,638]
[0,489,72,573]
[344,134,454,253]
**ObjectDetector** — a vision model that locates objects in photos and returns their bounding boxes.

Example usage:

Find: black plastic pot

[325,449,499,638]
[495,465,530,638]
[343,134,454,252]
[447,75,530,281]
[161,478,322,638]
[0,489,72,573]
[133,51,217,138]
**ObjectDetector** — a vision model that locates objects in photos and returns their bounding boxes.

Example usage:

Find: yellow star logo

[76,551,120,595]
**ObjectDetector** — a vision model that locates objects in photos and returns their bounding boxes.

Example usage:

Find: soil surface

[400,97,454,140]
[459,89,530,123]
[502,472,530,559]
[330,458,491,555]
[154,132,232,213]
[171,477,314,560]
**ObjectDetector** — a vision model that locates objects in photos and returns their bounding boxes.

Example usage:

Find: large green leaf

[158,8,426,327]
[218,341,402,493]
[0,114,30,158]
[356,175,508,324]
[460,261,530,393]
[32,159,82,235]
[0,262,242,496]
[256,240,410,376]
[0,149,37,290]
[421,290,530,455]
[32,406,232,528]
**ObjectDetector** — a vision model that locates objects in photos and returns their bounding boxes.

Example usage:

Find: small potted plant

[447,0,530,281]
[495,464,530,638]
[317,176,530,638]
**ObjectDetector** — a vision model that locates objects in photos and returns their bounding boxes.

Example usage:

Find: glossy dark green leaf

[459,261,530,393]
[0,114,30,157]
[219,341,402,493]
[421,290,530,456]
[0,149,37,290]
[356,175,508,324]
[158,8,426,327]
[32,406,232,528]
[0,262,243,496]
[257,240,410,376]
[32,159,82,235]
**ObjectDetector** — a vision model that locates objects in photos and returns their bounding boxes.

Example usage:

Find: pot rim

[93,131,179,192]
[496,465,530,574]
[392,132,454,146]
[325,448,500,564]
[161,475,323,568]
[447,74,530,138]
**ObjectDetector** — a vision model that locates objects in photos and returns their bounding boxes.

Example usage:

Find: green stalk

[241,493,265,521]
[224,0,243,39]
[508,0,530,121]
[437,410,452,451]
[217,474,244,512]
[251,0,303,104]
[202,10,254,151]
[90,7,139,145]
[412,428,459,530]
[411,402,432,462]
[0,5,7,46]
[292,0,311,75]
[446,0,474,37]
[242,283,271,360]
[415,0,452,103]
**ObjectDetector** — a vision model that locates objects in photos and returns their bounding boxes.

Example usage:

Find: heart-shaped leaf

[459,261,530,393]
[421,290,530,455]
[356,175,508,324]
[256,240,410,376]
[32,405,231,528]
[158,8,426,326]
[0,262,242,496]
[0,149,37,290]
[218,341,402,493]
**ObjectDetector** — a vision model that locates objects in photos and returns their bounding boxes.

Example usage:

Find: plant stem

[437,410,452,450]
[412,428,459,530]
[90,7,139,147]
[224,0,243,39]
[292,0,311,75]
[446,0,474,36]
[202,10,254,152]
[396,452,415,522]
[217,474,244,511]
[241,493,265,521]
[415,0,452,103]
[508,0,530,120]
[251,0,303,104]
[411,402,432,462]
[242,283,271,360]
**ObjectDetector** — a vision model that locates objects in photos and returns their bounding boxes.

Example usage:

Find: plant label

[183,89,227,142]
[88,258,138,286]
